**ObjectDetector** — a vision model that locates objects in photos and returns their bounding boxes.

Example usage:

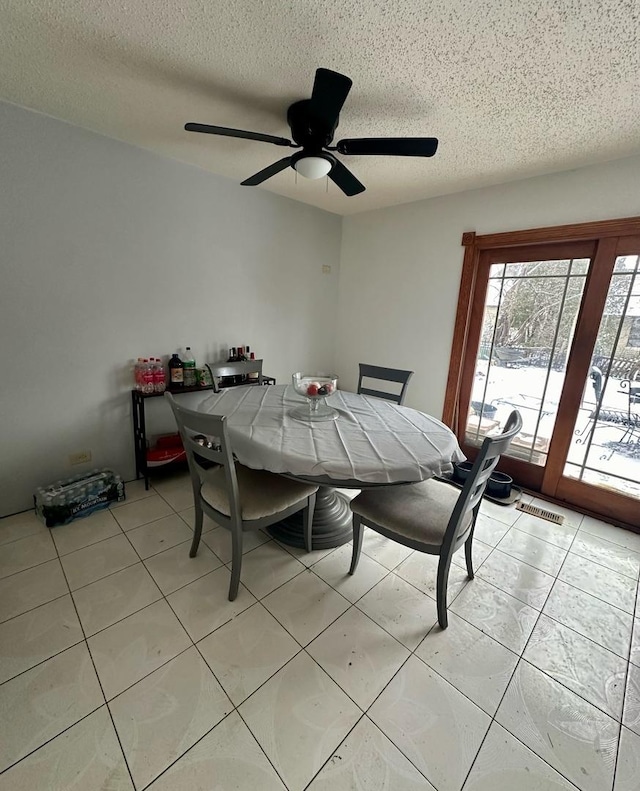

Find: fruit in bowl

[292,373,338,400]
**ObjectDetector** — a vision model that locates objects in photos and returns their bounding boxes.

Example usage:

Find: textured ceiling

[1,0,639,215]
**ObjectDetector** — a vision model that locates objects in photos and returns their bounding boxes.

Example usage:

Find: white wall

[336,156,640,417]
[0,101,342,516]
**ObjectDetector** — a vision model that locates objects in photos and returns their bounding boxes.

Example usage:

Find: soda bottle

[153,358,166,393]
[142,359,155,394]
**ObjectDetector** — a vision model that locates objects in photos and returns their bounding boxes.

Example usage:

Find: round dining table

[198,384,464,549]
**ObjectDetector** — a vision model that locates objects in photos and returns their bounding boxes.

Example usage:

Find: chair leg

[436,554,452,629]
[189,500,204,558]
[303,493,317,553]
[228,526,243,602]
[464,537,475,579]
[349,515,364,575]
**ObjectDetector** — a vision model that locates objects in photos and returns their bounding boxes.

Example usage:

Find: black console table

[132,378,276,489]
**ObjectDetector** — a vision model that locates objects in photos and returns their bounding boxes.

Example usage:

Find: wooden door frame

[443,215,640,528]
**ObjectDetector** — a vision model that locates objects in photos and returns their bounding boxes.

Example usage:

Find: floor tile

[72,562,162,636]
[110,478,155,507]
[615,726,640,791]
[312,543,389,603]
[262,571,350,646]
[570,532,640,580]
[512,512,578,549]
[236,540,306,599]
[477,549,555,610]
[623,663,640,737]
[278,540,339,568]
[0,510,49,547]
[369,655,490,791]
[473,512,510,547]
[111,494,173,532]
[529,498,583,529]
[146,711,287,791]
[451,538,493,571]
[202,525,271,563]
[110,646,231,790]
[152,476,195,512]
[307,607,410,710]
[543,580,633,658]
[197,603,300,705]
[0,595,83,685]
[356,574,438,651]
[125,513,193,559]
[496,661,618,791]
[415,611,519,716]
[450,578,539,654]
[60,533,139,591]
[0,559,68,624]
[361,530,413,570]
[0,707,134,791]
[479,500,521,526]
[307,716,436,791]
[558,553,637,614]
[523,615,627,720]
[631,619,640,667]
[239,652,361,791]
[0,643,103,773]
[580,517,640,554]
[167,566,256,642]
[88,599,190,700]
[0,531,56,580]
[176,505,218,534]
[463,720,579,790]
[497,527,567,575]
[144,539,223,595]
[50,509,121,556]
[394,551,471,604]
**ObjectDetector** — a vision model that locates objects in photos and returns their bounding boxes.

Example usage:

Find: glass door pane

[565,255,640,498]
[466,258,588,465]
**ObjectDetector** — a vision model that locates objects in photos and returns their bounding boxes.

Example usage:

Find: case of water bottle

[34,469,126,528]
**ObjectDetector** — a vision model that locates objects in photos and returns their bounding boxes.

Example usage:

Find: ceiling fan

[185,68,438,196]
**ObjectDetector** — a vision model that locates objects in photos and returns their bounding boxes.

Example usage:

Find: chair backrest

[206,360,263,392]
[442,410,523,552]
[165,393,242,521]
[357,363,414,405]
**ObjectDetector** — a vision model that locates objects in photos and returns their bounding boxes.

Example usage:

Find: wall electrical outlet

[69,450,92,465]
[322,265,332,274]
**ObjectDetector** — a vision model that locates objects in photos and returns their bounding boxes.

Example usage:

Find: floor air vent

[515,502,565,525]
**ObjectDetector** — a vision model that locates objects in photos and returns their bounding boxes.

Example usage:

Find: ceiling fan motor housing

[287,99,337,151]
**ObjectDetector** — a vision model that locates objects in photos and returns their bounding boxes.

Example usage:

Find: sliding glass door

[449,225,640,528]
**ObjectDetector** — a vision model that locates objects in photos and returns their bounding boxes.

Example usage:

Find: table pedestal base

[268,486,352,549]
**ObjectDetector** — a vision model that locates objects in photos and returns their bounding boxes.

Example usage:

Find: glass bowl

[290,373,339,422]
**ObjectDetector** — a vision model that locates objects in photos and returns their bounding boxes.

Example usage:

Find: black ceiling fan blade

[328,159,365,196]
[185,123,293,148]
[336,137,439,157]
[309,68,353,129]
[241,157,293,186]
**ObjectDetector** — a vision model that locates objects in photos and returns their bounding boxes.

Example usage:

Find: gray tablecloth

[198,385,464,484]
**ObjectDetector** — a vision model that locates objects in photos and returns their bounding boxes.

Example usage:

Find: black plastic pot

[487,471,513,498]
[453,461,474,483]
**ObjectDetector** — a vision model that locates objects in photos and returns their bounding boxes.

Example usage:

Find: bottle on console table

[168,353,184,389]
[183,347,197,387]
[247,351,259,381]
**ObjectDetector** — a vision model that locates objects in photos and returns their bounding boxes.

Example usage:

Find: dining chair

[357,363,414,405]
[348,410,523,628]
[206,359,263,391]
[166,393,318,601]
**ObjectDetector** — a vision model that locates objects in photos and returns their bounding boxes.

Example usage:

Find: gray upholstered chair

[357,363,414,405]
[349,410,523,628]
[166,393,318,601]
[206,359,263,391]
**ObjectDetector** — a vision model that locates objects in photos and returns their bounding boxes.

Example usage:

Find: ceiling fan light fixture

[294,155,333,180]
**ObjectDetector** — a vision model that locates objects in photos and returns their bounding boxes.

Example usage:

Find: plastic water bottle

[142,359,155,394]
[153,358,166,393]
[134,357,145,390]
[183,347,196,387]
